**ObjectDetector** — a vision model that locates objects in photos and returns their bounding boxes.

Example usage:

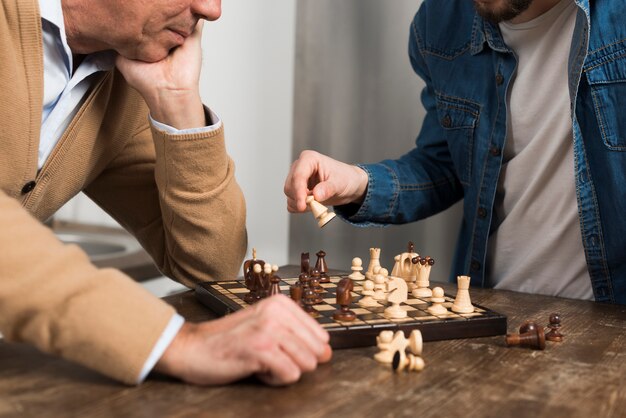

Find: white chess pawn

[427,286,448,315]
[306,195,336,227]
[348,257,365,281]
[391,255,401,277]
[452,275,475,313]
[365,247,381,280]
[379,267,389,281]
[373,271,387,301]
[358,280,380,307]
[394,353,425,373]
[374,330,395,363]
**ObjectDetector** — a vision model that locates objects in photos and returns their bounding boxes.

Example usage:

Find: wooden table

[1,266,625,418]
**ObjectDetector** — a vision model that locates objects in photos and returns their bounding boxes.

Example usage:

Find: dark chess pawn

[299,271,310,287]
[506,325,546,350]
[545,313,564,342]
[315,250,330,283]
[333,277,356,321]
[303,287,320,318]
[290,282,303,307]
[310,269,325,294]
[309,272,324,304]
[268,265,281,297]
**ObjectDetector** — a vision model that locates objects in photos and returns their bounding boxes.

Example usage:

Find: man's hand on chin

[115,21,206,130]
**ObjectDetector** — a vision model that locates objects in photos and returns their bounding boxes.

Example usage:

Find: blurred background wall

[55,0,462,283]
[289,0,462,282]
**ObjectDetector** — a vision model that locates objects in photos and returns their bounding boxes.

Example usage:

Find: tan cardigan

[0,0,247,384]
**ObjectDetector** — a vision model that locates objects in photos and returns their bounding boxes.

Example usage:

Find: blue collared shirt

[337,0,626,304]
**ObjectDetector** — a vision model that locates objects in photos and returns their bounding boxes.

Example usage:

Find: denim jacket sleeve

[335,8,464,226]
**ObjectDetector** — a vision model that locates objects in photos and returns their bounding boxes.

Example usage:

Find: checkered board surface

[195,275,507,349]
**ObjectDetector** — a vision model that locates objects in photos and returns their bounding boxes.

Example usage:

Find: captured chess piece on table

[375,329,425,373]
[545,313,564,342]
[506,322,546,350]
[306,195,336,227]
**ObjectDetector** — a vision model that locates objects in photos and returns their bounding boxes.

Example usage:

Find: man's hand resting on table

[154,294,332,385]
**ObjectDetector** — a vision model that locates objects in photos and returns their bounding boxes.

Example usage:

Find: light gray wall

[290,0,463,282]
[56,1,298,268]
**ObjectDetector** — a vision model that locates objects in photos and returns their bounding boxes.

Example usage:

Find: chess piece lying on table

[375,330,425,373]
[506,324,546,350]
[306,195,336,227]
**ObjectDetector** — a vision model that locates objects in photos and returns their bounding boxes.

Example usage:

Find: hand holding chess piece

[306,195,336,227]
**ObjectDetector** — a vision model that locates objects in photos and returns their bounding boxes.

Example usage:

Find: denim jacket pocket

[585,49,626,151]
[434,93,480,185]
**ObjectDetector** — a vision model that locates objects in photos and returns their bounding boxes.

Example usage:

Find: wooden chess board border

[195,277,507,349]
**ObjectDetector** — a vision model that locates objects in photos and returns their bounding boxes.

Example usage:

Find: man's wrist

[146,92,206,130]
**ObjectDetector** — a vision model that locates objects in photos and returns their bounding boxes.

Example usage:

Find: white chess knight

[384,276,408,319]
[451,275,475,313]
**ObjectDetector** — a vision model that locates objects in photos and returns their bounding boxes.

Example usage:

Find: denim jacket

[337,0,626,304]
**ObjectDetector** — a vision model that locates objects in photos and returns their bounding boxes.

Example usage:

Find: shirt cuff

[136,313,185,383]
[149,106,222,135]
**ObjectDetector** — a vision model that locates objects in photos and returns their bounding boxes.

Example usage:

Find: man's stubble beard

[473,0,534,23]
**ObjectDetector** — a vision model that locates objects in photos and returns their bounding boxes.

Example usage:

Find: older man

[285,0,626,304]
[0,0,330,385]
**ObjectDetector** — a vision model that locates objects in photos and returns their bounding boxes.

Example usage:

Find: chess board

[195,275,507,349]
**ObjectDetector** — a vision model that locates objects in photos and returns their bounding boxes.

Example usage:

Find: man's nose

[192,0,222,21]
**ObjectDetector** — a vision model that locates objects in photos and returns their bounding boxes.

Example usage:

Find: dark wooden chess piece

[243,249,265,303]
[309,270,324,304]
[268,270,281,297]
[519,321,539,334]
[315,250,330,283]
[301,252,311,275]
[299,271,310,287]
[303,287,320,318]
[310,269,325,293]
[545,313,564,342]
[289,282,303,307]
[408,241,414,254]
[506,326,546,350]
[333,277,356,321]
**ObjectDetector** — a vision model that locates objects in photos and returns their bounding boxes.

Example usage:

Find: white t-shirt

[486,0,593,300]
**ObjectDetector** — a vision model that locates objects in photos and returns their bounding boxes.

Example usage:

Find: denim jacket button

[470,260,481,272]
[490,146,501,157]
[496,73,504,85]
[442,115,452,128]
[478,207,487,218]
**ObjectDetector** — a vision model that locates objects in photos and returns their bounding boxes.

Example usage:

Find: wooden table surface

[1,266,625,418]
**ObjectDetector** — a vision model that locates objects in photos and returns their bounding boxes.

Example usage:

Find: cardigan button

[496,73,505,85]
[21,180,37,195]
[477,207,487,218]
[442,115,452,128]
[470,260,481,272]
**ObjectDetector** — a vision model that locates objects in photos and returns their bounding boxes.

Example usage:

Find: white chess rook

[365,247,381,280]
[451,275,475,313]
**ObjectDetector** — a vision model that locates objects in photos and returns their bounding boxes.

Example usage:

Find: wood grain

[1,266,624,418]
